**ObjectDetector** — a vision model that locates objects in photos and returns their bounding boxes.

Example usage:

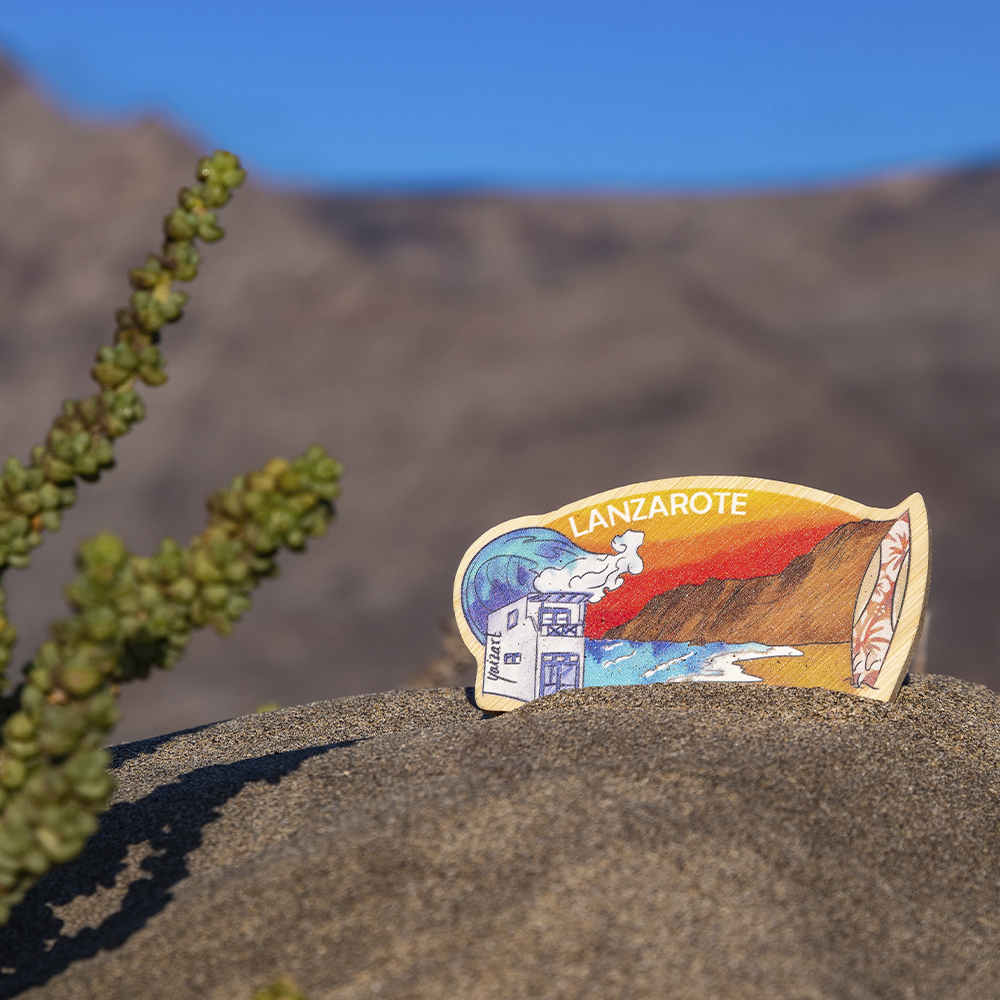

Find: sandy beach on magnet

[742,642,855,692]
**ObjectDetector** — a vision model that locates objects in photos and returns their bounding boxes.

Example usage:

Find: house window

[507,609,519,629]
[504,653,521,665]
[539,608,572,627]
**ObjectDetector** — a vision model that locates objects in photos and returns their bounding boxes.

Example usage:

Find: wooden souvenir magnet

[453,477,929,712]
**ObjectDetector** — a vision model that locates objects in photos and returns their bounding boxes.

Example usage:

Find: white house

[482,592,589,702]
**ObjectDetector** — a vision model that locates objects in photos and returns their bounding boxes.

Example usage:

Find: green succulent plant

[253,977,310,1000]
[0,152,342,926]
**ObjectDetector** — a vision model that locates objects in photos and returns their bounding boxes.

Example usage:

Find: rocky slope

[2,54,1000,739]
[607,518,890,644]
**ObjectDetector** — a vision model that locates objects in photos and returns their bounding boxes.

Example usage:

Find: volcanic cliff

[605,518,892,645]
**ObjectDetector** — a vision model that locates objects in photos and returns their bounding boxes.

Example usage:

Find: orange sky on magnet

[550,489,852,638]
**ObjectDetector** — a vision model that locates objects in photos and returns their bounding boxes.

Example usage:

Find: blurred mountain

[2,55,999,741]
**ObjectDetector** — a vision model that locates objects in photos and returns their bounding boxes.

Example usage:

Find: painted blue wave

[461,527,595,643]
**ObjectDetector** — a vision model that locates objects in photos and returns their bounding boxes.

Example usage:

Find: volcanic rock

[3,52,1000,739]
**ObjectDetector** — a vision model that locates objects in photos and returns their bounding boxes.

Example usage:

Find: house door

[539,652,581,697]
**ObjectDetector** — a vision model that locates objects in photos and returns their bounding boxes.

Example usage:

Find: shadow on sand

[0,740,355,997]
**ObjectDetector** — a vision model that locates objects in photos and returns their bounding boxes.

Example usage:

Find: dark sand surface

[2,674,999,999]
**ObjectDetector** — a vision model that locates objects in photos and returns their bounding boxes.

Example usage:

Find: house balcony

[540,623,584,638]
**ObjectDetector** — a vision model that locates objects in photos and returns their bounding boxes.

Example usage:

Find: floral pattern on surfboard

[851,513,911,689]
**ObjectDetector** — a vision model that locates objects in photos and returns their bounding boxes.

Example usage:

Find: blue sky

[1,0,999,190]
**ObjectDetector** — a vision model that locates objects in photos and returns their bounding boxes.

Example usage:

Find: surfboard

[452,476,929,712]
